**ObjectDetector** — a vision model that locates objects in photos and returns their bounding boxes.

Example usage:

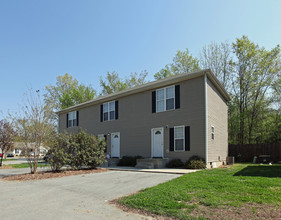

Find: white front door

[152,128,164,158]
[111,132,120,158]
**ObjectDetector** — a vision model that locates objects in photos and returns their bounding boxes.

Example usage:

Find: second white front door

[152,128,164,158]
[111,132,120,158]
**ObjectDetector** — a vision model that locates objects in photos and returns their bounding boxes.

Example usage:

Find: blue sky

[1,0,281,117]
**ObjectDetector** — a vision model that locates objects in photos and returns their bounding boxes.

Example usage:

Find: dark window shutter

[169,128,174,151]
[100,104,103,122]
[104,135,107,153]
[185,126,190,151]
[152,91,156,113]
[66,113,69,128]
[76,111,79,126]
[175,85,180,109]
[115,100,118,120]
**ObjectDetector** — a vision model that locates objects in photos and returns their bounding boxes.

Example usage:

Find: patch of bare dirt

[111,198,281,220]
[189,204,281,220]
[110,198,176,220]
[0,166,12,169]
[2,168,108,181]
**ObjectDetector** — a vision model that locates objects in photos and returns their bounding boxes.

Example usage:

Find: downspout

[204,73,208,167]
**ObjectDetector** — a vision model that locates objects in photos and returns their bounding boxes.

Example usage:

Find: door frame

[111,132,120,158]
[151,127,164,158]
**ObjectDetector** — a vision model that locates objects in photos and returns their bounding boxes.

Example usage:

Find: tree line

[44,36,280,145]
[1,35,280,171]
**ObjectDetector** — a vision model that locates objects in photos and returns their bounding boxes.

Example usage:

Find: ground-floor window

[174,126,185,151]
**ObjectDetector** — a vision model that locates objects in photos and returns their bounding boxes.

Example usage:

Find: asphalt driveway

[0,170,180,219]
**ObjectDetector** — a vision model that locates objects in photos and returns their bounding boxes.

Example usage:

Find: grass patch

[119,164,281,219]
[3,162,49,169]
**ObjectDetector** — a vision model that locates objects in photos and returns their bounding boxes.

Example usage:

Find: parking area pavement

[0,170,181,220]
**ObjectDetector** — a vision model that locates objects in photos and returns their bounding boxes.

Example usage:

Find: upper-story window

[100,101,119,122]
[103,101,115,121]
[156,85,175,112]
[152,85,180,113]
[67,111,78,128]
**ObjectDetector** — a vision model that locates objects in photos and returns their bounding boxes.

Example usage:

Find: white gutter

[204,73,208,166]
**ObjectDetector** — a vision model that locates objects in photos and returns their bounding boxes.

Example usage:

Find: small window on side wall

[211,126,215,140]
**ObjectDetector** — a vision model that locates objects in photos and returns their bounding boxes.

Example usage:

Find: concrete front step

[135,162,154,169]
[136,158,169,169]
[108,158,120,167]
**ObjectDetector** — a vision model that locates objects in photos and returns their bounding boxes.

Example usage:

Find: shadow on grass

[234,165,281,178]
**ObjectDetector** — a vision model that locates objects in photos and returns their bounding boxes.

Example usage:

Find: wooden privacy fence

[228,143,281,162]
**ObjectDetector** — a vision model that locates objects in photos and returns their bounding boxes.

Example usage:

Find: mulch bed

[2,168,108,181]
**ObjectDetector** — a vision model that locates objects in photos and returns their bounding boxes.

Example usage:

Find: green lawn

[1,159,17,162]
[3,162,49,169]
[119,164,281,219]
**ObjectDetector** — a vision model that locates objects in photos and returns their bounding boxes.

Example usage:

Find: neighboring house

[7,142,48,157]
[58,69,231,168]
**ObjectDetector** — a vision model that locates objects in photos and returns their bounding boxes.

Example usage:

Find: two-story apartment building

[58,69,231,168]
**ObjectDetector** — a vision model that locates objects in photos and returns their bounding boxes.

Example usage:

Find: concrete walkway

[106,166,199,174]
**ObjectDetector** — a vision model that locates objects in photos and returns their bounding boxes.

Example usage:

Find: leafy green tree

[59,84,96,109]
[154,49,200,80]
[126,70,148,88]
[44,73,96,113]
[99,71,128,96]
[154,65,173,80]
[100,71,149,96]
[230,36,281,144]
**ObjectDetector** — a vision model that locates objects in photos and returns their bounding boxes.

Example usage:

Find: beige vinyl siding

[59,76,206,162]
[207,78,228,164]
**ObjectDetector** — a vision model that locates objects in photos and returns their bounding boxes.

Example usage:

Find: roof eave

[57,69,231,115]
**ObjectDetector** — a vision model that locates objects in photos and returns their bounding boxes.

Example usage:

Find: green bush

[184,155,206,169]
[117,156,143,167]
[166,159,184,168]
[47,133,70,172]
[68,129,106,169]
[47,129,106,171]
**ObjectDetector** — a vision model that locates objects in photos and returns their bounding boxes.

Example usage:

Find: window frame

[68,111,77,128]
[156,85,175,113]
[174,125,185,152]
[103,101,115,122]
[211,125,215,140]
